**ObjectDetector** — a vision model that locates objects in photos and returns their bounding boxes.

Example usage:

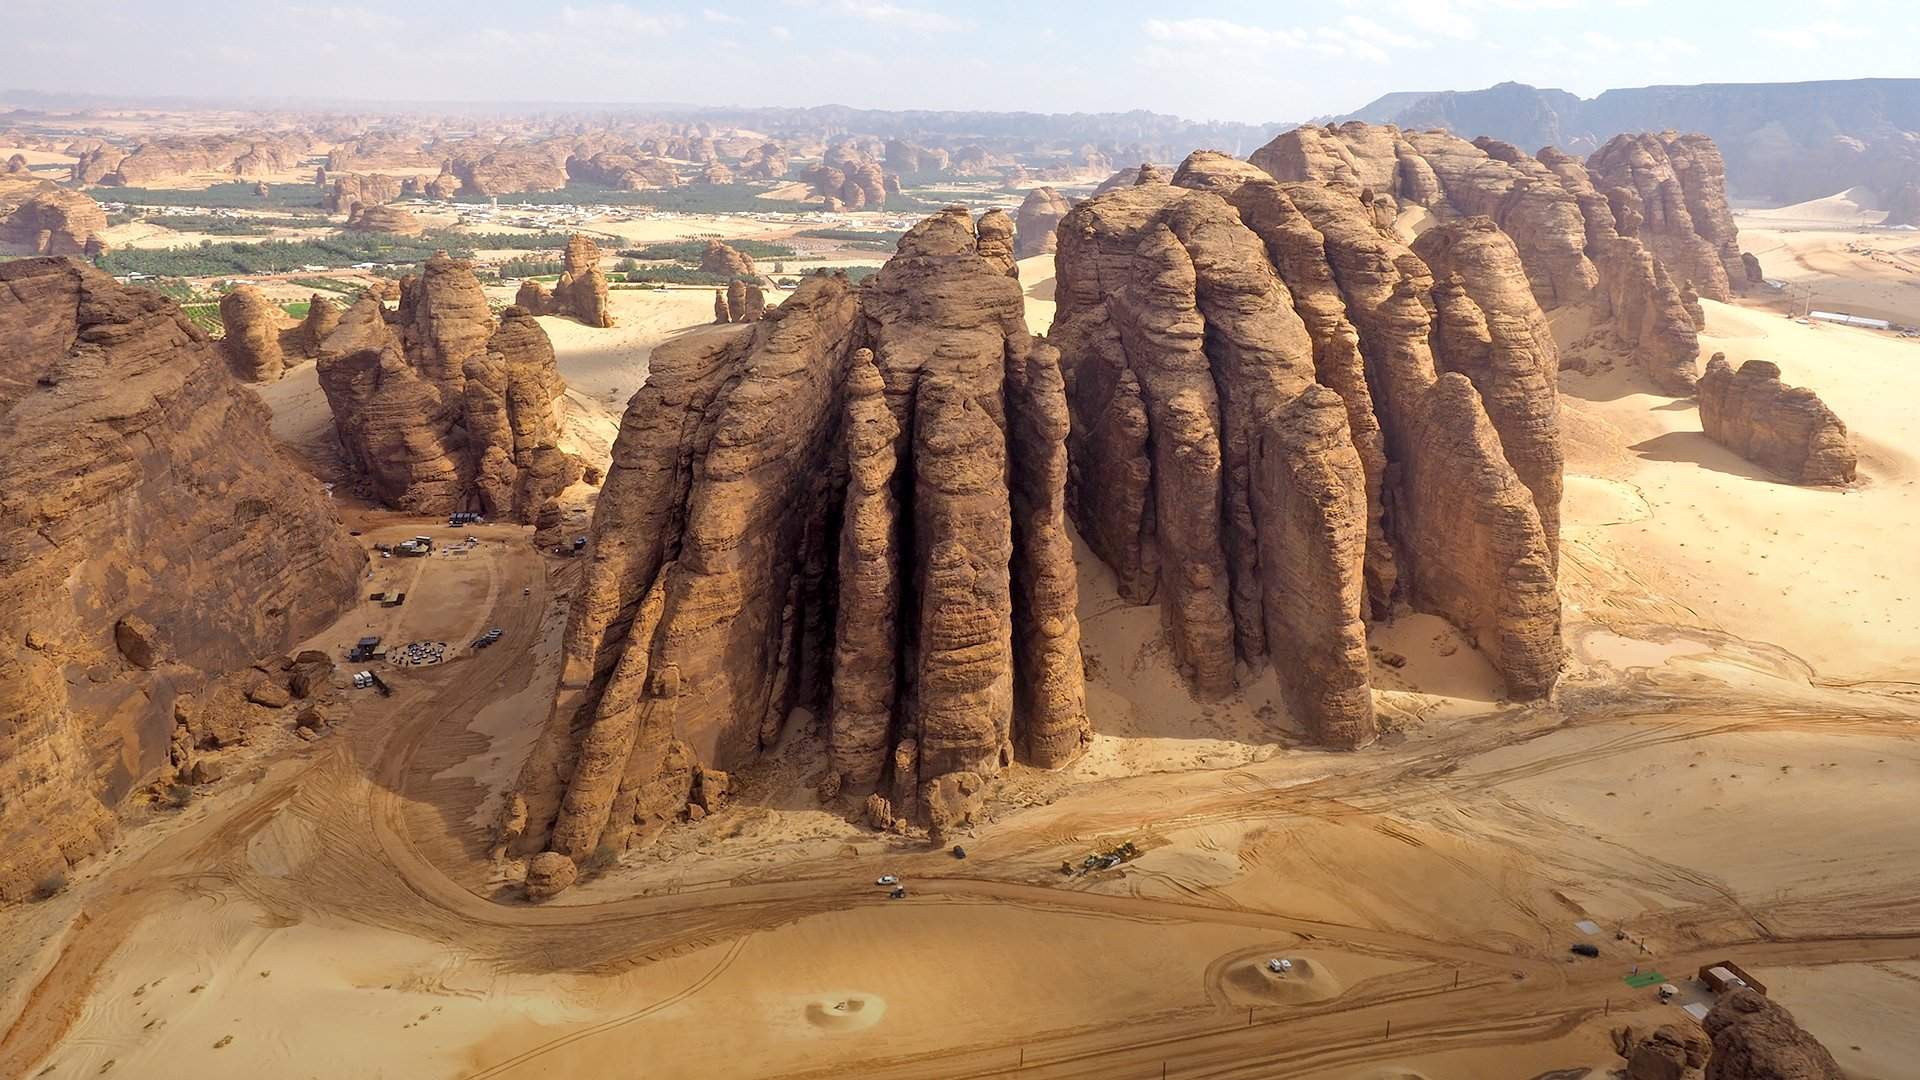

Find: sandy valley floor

[4,213,1919,1080]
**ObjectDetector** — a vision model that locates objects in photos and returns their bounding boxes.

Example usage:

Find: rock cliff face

[1587,131,1745,302]
[317,254,578,519]
[2,189,111,256]
[1697,355,1856,485]
[1015,186,1071,258]
[1052,150,1564,735]
[1703,990,1843,1080]
[503,211,1090,885]
[0,258,362,904]
[1250,122,1720,394]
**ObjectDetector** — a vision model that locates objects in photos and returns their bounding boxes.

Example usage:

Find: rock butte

[517,234,614,328]
[1697,354,1857,485]
[0,257,363,903]
[1054,150,1564,747]
[502,208,1091,884]
[217,288,341,383]
[317,252,580,521]
[1250,121,1747,395]
[1,188,111,256]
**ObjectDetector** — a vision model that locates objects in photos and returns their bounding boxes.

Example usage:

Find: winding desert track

[6,540,1920,1079]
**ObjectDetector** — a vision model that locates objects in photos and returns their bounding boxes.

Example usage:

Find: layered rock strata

[1697,355,1856,485]
[1053,151,1564,741]
[317,254,578,519]
[539,234,613,328]
[503,211,1090,881]
[1250,122,1724,394]
[0,258,362,904]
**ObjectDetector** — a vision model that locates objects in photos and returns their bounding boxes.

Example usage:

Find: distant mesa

[317,252,581,522]
[1697,354,1856,486]
[344,201,423,236]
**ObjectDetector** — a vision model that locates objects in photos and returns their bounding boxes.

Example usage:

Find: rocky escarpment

[322,172,403,213]
[1052,150,1564,744]
[502,210,1090,888]
[317,253,579,520]
[1251,122,1719,394]
[518,234,613,328]
[1703,990,1843,1080]
[1587,131,1746,302]
[0,258,363,904]
[1697,355,1856,485]
[2,189,111,256]
[1015,186,1071,258]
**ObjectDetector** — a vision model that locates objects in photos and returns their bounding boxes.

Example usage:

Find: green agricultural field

[620,239,797,262]
[90,182,327,210]
[282,301,311,318]
[98,232,474,279]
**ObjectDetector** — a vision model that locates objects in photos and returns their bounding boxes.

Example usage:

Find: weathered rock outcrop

[323,172,402,213]
[344,202,423,236]
[449,145,568,196]
[1696,355,1856,485]
[317,254,577,519]
[0,258,363,904]
[1703,990,1843,1080]
[700,239,758,280]
[1588,132,1745,301]
[218,285,286,382]
[1053,151,1564,733]
[1015,186,1071,259]
[737,142,789,180]
[1250,122,1722,394]
[5,153,28,174]
[546,234,613,328]
[503,210,1089,883]
[565,151,683,191]
[2,189,110,256]
[1614,1023,1710,1080]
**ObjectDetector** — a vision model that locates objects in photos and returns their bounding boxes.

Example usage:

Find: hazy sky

[3,0,1914,122]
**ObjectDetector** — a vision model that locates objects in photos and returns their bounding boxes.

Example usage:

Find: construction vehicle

[348,635,382,661]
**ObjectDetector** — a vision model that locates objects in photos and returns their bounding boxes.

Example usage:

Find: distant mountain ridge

[1332,79,1920,204]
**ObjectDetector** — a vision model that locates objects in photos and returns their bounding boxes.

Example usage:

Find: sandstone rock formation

[0,258,363,904]
[545,234,613,328]
[717,279,766,324]
[1052,150,1564,738]
[1697,355,1856,485]
[344,202,423,236]
[5,153,27,174]
[1250,121,1723,394]
[1703,990,1843,1080]
[737,142,789,180]
[449,145,568,196]
[1,189,110,256]
[317,254,579,519]
[700,239,758,280]
[1614,1023,1710,1080]
[323,172,402,213]
[700,161,736,185]
[218,285,286,382]
[1588,132,1746,301]
[502,209,1089,882]
[566,150,683,191]
[1015,186,1071,259]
